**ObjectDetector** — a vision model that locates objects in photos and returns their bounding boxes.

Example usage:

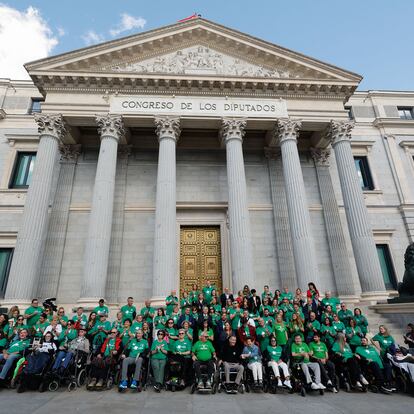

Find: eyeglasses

[179,332,185,335]
[17,318,24,321]
[157,333,164,336]
[110,331,117,334]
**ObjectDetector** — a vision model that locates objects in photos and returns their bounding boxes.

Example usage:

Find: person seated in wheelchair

[169,328,192,387]
[51,326,89,373]
[0,328,30,386]
[308,333,337,392]
[291,333,325,390]
[88,328,121,390]
[219,335,244,391]
[264,335,292,389]
[355,337,393,393]
[192,331,217,389]
[241,337,263,387]
[119,329,149,391]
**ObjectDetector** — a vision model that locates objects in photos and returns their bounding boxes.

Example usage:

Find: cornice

[373,117,414,129]
[0,109,5,120]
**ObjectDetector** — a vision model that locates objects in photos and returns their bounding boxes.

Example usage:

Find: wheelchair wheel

[38,381,47,393]
[239,384,245,394]
[171,385,176,392]
[217,383,222,393]
[68,381,77,392]
[300,387,306,397]
[106,378,113,390]
[77,369,87,387]
[49,380,59,392]
[263,382,269,393]
[211,383,217,394]
[245,383,250,393]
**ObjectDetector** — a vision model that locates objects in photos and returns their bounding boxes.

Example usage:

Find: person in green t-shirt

[153,308,167,337]
[120,297,137,323]
[320,318,337,348]
[90,315,111,349]
[119,318,134,347]
[56,307,69,328]
[192,332,216,388]
[345,319,364,350]
[266,336,291,389]
[24,298,44,330]
[309,333,337,391]
[228,302,242,331]
[72,307,88,328]
[131,315,144,334]
[202,281,216,304]
[150,330,169,391]
[273,315,288,347]
[165,318,179,346]
[180,292,191,309]
[0,313,10,351]
[112,312,124,332]
[338,303,353,327]
[261,285,273,302]
[140,300,155,325]
[372,325,395,358]
[291,334,325,390]
[0,328,30,380]
[94,299,109,317]
[57,320,78,348]
[305,312,321,343]
[355,337,392,393]
[280,287,293,303]
[332,313,346,335]
[169,328,193,386]
[119,329,149,390]
[256,318,272,352]
[165,291,179,316]
[189,284,199,305]
[353,308,368,335]
[33,313,50,338]
[321,291,340,312]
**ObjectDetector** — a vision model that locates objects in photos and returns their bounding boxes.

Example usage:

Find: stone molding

[310,147,331,167]
[220,118,247,145]
[326,120,355,146]
[96,114,125,141]
[274,118,302,145]
[34,113,66,141]
[154,116,181,142]
[264,147,281,160]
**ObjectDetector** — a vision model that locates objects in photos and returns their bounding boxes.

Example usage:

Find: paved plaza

[0,388,413,414]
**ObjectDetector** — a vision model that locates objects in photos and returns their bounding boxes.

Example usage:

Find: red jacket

[100,336,121,355]
[237,325,256,345]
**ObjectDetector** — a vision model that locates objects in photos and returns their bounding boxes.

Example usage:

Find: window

[398,107,413,120]
[0,248,13,298]
[10,152,36,188]
[29,98,43,114]
[345,106,354,120]
[376,244,397,290]
[354,156,374,190]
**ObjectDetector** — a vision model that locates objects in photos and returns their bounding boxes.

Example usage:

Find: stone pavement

[0,388,413,414]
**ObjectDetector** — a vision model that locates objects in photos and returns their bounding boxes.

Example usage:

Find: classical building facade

[0,18,413,309]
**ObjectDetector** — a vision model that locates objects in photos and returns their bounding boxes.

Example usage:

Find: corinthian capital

[96,114,125,142]
[59,144,81,163]
[34,113,66,141]
[274,118,301,145]
[154,116,181,142]
[310,147,331,167]
[326,120,354,146]
[220,118,247,145]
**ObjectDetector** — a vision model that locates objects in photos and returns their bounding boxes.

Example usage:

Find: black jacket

[220,293,234,308]
[221,340,242,364]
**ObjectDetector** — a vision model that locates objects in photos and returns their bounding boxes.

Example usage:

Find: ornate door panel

[180,226,222,295]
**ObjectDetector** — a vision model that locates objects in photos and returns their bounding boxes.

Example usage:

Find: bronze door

[179,226,222,295]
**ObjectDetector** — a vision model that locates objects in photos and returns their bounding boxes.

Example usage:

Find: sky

[0,0,413,91]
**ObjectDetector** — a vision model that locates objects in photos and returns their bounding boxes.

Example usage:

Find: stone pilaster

[105,145,131,304]
[79,114,125,303]
[37,144,81,299]
[310,147,360,297]
[265,148,297,291]
[274,119,319,290]
[151,116,181,304]
[327,120,386,297]
[220,118,254,291]
[5,114,66,303]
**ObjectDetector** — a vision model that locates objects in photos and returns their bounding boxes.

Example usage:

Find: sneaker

[88,378,97,389]
[205,380,211,388]
[332,387,338,393]
[318,383,326,390]
[154,383,161,393]
[130,380,138,389]
[283,379,292,389]
[119,380,128,389]
[311,382,319,390]
[360,376,369,386]
[96,379,104,388]
[355,381,363,389]
[380,385,392,394]
[277,379,283,387]
[327,380,333,387]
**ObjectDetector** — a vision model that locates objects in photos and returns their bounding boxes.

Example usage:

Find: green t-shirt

[140,306,155,323]
[126,338,148,358]
[120,327,133,346]
[229,308,241,330]
[165,296,178,315]
[332,342,354,361]
[320,325,337,347]
[338,309,353,326]
[355,345,383,369]
[180,298,191,309]
[354,315,368,334]
[256,326,271,351]
[322,297,340,310]
[346,326,363,347]
[262,315,275,328]
[151,340,169,360]
[153,316,166,329]
[103,337,117,357]
[372,334,395,357]
[202,285,215,303]
[309,341,328,359]
[280,292,293,302]
[266,345,283,362]
[7,338,30,354]
[273,323,288,345]
[192,340,215,361]
[0,324,10,347]
[131,321,143,334]
[24,306,44,328]
[120,305,136,322]
[58,328,77,345]
[166,327,178,346]
[332,321,346,333]
[72,314,88,326]
[291,342,310,363]
[94,305,109,317]
[34,321,50,338]
[171,339,192,358]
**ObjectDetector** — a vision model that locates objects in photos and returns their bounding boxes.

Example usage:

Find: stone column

[151,117,181,304]
[38,144,81,299]
[220,118,254,291]
[4,114,66,303]
[327,120,386,297]
[310,148,360,297]
[274,119,319,290]
[79,114,125,303]
[265,148,297,291]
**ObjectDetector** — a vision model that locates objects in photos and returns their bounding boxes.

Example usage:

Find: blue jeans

[52,351,73,371]
[0,353,20,379]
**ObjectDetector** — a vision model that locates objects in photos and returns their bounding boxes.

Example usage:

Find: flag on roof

[178,13,201,22]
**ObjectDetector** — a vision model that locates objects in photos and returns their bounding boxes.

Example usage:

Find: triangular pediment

[25,18,361,96]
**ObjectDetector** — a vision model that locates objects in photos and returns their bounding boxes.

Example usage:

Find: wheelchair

[190,360,218,394]
[243,361,266,393]
[289,362,324,397]
[263,359,291,394]
[165,355,190,392]
[217,362,245,394]
[117,356,149,393]
[86,354,120,391]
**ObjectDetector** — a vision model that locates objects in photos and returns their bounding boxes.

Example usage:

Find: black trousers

[360,360,384,385]
[168,354,192,384]
[317,360,336,386]
[334,356,361,384]
[193,360,215,381]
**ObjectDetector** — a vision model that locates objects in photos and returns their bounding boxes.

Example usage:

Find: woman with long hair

[0,313,9,351]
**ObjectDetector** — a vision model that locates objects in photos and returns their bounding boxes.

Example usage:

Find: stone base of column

[360,291,390,304]
[338,295,361,304]
[0,300,31,312]
[150,296,166,308]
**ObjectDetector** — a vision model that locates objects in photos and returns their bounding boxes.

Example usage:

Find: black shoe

[380,385,392,394]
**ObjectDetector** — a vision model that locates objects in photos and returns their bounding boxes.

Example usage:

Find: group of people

[0,281,413,395]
